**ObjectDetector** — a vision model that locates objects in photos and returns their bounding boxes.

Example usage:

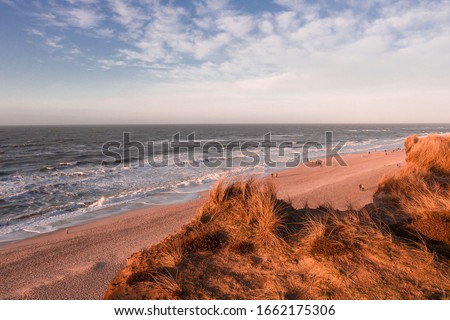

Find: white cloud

[44,37,64,49]
[98,58,128,69]
[67,8,103,28]
[95,28,115,38]
[194,0,230,14]
[193,32,231,59]
[216,15,255,39]
[117,4,191,63]
[258,19,274,34]
[274,11,298,31]
[67,47,82,55]
[27,28,45,37]
[64,7,103,28]
[0,0,15,7]
[66,0,99,4]
[273,0,306,11]
[27,28,64,51]
[274,0,319,18]
[34,4,103,29]
[109,0,147,33]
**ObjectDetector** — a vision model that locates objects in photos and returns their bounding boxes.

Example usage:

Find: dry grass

[375,134,450,246]
[303,209,390,257]
[152,269,183,297]
[376,134,450,216]
[198,177,289,251]
[159,239,184,267]
[104,135,450,300]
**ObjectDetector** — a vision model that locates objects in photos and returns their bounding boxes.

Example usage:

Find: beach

[0,150,405,300]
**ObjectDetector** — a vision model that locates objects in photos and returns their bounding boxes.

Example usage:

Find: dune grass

[375,134,450,246]
[104,135,450,300]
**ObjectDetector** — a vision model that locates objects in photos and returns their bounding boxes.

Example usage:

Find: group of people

[305,159,323,167]
[370,147,403,155]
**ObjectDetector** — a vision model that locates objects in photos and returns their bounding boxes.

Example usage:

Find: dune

[103,137,449,300]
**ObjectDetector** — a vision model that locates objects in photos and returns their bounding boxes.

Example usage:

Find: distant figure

[316,160,323,167]
[361,184,365,191]
[359,184,362,191]
[271,173,274,178]
[368,151,371,155]
[275,173,278,178]
[66,228,69,234]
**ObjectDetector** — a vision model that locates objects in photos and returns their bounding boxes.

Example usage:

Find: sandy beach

[0,150,405,300]
[276,150,405,210]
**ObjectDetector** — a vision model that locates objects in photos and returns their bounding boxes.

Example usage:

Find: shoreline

[0,150,405,299]
[0,190,204,248]
[0,147,405,247]
[0,193,209,299]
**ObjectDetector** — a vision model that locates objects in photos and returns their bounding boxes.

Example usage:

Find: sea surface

[1,124,449,243]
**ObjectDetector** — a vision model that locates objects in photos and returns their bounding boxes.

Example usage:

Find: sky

[0,0,449,125]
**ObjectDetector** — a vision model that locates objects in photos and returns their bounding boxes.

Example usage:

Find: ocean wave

[40,166,57,172]
[175,172,222,189]
[88,196,106,208]
[51,171,87,177]
[58,161,78,167]
[344,139,378,147]
[1,142,46,148]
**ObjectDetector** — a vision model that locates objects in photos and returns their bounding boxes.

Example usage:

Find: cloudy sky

[0,0,449,125]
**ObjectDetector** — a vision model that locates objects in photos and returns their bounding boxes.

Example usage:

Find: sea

[1,124,449,244]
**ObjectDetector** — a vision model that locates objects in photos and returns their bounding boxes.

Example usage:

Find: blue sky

[0,0,449,124]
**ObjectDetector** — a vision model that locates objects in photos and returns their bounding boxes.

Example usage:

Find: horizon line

[1,122,450,127]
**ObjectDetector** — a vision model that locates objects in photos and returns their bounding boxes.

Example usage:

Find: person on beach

[66,228,69,234]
